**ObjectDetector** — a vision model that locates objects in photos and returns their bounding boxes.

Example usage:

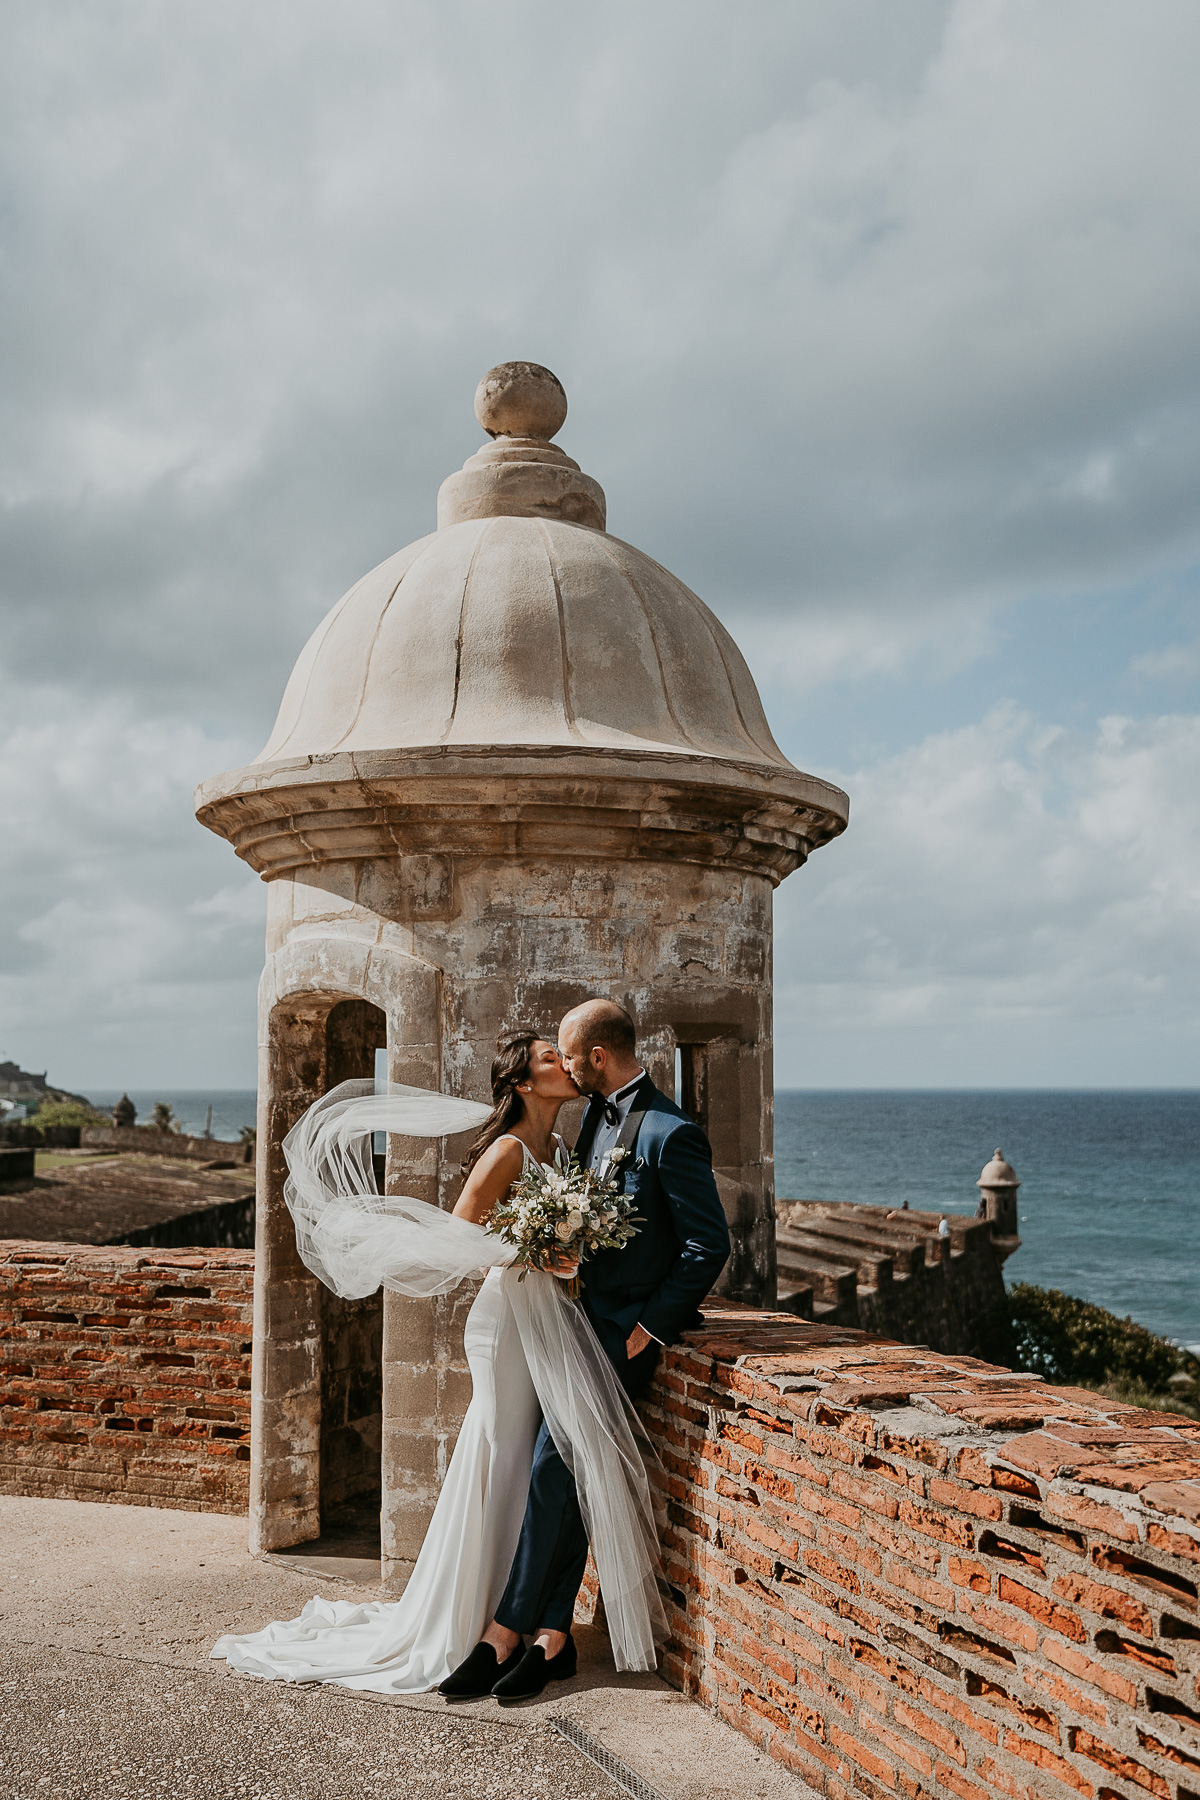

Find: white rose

[554,1220,574,1242]
[566,1209,583,1232]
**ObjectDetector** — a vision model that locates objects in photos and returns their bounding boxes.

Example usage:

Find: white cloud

[0,682,263,1086]
[775,708,1200,1084]
[0,3,1198,1085]
[2,1,1200,716]
[737,599,999,690]
[1132,640,1200,684]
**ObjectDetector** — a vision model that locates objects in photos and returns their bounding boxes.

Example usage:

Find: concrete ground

[0,1496,812,1800]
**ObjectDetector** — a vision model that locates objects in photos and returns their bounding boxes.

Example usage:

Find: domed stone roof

[259,515,795,770]
[978,1150,1020,1190]
[258,361,794,771]
[197,363,848,881]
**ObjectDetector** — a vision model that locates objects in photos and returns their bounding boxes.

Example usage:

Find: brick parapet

[645,1305,1200,1800]
[0,1238,253,1512]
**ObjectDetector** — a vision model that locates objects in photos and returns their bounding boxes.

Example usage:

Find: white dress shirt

[586,1069,647,1174]
[585,1069,661,1347]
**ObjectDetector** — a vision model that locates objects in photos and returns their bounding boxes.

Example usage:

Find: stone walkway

[0,1496,810,1800]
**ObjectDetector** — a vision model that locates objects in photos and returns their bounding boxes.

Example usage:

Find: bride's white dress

[211,1082,665,1692]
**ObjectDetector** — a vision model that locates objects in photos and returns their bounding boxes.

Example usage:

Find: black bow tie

[597,1096,619,1127]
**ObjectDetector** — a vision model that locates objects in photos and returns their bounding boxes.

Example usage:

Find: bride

[211,1032,665,1694]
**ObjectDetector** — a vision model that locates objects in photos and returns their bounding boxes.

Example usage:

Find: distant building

[0,1060,91,1111]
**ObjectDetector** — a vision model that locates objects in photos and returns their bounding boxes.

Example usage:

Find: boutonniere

[609,1147,629,1166]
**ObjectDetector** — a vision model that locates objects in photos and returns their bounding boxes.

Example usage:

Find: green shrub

[1010,1282,1198,1399]
[29,1099,109,1131]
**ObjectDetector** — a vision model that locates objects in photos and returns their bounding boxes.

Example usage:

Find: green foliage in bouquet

[1010,1282,1199,1418]
[488,1148,641,1283]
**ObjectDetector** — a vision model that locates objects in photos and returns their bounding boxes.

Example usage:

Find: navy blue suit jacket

[574,1075,730,1367]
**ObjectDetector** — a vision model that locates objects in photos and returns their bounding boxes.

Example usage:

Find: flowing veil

[215,1080,666,1681]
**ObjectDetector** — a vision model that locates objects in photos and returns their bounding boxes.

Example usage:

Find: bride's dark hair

[460,1032,540,1177]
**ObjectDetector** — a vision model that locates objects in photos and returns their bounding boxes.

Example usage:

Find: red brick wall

[645,1305,1200,1800]
[0,1239,253,1512]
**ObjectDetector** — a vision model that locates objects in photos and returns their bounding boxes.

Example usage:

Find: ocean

[86,1087,1199,1352]
[775,1090,1200,1353]
[87,1090,259,1145]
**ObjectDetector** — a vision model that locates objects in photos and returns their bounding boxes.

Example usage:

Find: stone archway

[252,991,386,1554]
[249,930,450,1571]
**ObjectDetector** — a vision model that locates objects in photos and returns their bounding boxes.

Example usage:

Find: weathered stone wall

[267,851,778,1305]
[644,1304,1200,1800]
[254,847,779,1581]
[0,1147,36,1183]
[0,1240,253,1511]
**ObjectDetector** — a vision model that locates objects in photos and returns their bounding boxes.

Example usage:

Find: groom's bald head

[563,998,636,1057]
[557,998,640,1097]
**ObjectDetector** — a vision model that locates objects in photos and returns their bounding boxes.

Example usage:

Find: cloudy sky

[2,0,1198,1091]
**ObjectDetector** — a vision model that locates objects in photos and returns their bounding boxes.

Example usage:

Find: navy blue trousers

[494,1337,660,1636]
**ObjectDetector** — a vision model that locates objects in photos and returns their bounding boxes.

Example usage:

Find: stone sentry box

[196,362,848,1583]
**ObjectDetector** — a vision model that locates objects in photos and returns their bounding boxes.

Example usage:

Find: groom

[439,997,731,1703]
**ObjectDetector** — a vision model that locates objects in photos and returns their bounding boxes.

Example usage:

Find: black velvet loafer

[438,1640,525,1699]
[492,1635,578,1703]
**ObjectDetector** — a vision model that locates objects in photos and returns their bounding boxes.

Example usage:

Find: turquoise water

[775,1091,1200,1352]
[86,1087,1199,1351]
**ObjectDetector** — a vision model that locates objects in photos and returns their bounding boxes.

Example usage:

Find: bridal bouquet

[488,1147,640,1291]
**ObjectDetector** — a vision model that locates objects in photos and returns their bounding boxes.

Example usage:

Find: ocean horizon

[85,1085,1199,1352]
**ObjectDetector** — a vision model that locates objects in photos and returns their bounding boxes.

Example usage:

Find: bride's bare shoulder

[476,1135,527,1175]
[454,1133,527,1223]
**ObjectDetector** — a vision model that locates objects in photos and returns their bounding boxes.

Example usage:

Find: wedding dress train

[211,1081,666,1691]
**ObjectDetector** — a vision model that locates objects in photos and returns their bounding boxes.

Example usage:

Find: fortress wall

[644,1305,1200,1800]
[80,1125,253,1162]
[775,1201,1016,1364]
[0,1240,253,1512]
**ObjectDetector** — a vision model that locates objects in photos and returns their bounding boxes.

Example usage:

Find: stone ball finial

[474,362,567,442]
[977,1148,1019,1190]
